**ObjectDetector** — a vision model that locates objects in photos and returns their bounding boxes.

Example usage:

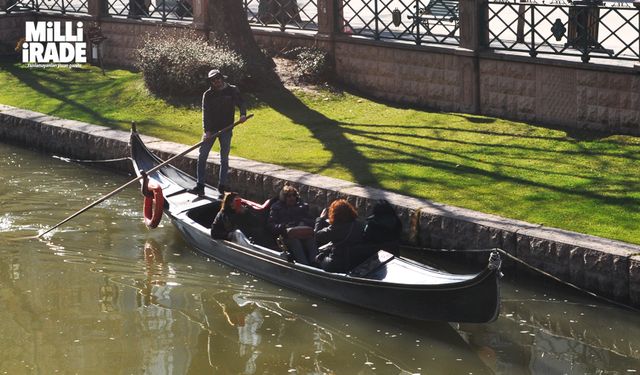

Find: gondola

[129,128,502,323]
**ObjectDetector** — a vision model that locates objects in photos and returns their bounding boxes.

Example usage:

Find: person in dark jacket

[268,185,317,265]
[211,192,246,240]
[314,199,367,272]
[190,69,247,197]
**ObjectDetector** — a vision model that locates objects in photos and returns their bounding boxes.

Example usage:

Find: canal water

[1,142,638,375]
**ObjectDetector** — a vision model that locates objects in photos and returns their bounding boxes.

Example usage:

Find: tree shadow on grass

[254,82,640,208]
[255,84,379,187]
[4,62,123,127]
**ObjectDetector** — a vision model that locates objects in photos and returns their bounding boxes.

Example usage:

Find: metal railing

[339,0,460,45]
[486,0,640,62]
[107,0,193,21]
[244,0,319,30]
[4,0,88,14]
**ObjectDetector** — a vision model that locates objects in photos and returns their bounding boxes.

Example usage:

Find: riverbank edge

[1,104,638,308]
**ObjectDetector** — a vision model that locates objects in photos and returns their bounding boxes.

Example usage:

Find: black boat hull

[130,130,501,323]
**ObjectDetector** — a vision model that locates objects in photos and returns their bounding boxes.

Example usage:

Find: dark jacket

[202,84,247,133]
[211,210,238,240]
[267,199,314,236]
[315,218,373,273]
[314,218,364,248]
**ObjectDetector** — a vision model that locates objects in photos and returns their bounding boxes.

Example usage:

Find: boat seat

[349,250,395,278]
[229,230,254,248]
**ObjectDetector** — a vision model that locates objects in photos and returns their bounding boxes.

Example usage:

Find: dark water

[1,142,638,375]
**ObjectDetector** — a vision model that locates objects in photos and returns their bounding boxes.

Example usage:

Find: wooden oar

[36,114,253,239]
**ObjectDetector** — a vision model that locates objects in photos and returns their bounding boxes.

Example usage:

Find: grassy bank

[1,62,639,244]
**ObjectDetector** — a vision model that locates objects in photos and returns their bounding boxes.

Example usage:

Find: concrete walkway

[1,103,638,308]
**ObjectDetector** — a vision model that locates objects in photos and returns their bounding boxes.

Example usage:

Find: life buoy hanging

[142,180,164,229]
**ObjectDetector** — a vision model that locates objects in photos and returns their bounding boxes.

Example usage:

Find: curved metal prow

[131,121,137,133]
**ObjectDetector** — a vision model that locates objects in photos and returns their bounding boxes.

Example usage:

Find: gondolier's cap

[207,69,227,80]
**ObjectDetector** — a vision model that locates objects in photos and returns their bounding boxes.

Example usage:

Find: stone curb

[1,104,639,307]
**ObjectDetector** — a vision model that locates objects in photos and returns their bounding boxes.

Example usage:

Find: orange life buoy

[143,181,164,229]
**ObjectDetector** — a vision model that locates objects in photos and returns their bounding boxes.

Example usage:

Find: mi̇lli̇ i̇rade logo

[22,21,87,67]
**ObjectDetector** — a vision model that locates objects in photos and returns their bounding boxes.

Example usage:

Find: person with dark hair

[211,192,246,240]
[190,69,247,197]
[314,199,367,272]
[363,199,402,245]
[268,185,317,265]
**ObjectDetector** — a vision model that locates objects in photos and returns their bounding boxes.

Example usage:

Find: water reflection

[458,283,640,374]
[134,237,489,374]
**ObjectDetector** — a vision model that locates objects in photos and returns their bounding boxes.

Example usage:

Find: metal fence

[244,0,319,31]
[107,0,193,21]
[2,0,193,20]
[4,0,637,64]
[339,0,460,45]
[486,0,640,62]
[4,0,88,14]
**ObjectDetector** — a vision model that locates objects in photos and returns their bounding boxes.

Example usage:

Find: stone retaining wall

[1,104,639,308]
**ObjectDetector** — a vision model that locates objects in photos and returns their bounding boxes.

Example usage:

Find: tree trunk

[207,0,279,85]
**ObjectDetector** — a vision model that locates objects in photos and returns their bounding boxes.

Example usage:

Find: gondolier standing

[190,69,247,197]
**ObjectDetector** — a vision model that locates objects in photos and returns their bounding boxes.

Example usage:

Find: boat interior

[131,133,488,285]
[180,196,480,285]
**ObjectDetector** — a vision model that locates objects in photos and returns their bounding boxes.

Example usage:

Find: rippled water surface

[1,142,639,374]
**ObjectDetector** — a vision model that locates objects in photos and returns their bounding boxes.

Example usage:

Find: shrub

[294,47,332,83]
[136,30,246,97]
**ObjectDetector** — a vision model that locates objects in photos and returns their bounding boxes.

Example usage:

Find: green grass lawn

[1,62,639,244]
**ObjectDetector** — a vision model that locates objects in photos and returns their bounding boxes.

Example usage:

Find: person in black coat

[211,192,246,240]
[314,199,368,273]
[268,185,317,265]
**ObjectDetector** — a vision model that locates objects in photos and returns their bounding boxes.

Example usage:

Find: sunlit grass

[1,61,639,244]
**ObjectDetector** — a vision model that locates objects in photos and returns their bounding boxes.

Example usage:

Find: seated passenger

[314,199,366,273]
[211,192,246,240]
[363,199,402,247]
[268,184,317,265]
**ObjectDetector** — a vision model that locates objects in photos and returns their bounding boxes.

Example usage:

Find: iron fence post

[415,0,422,45]
[374,0,379,39]
[636,0,640,64]
[529,3,536,57]
[318,0,337,35]
[192,0,208,27]
[88,0,106,18]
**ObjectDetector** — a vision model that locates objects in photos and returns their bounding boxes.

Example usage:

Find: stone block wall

[251,33,640,136]
[480,57,640,135]
[333,39,477,113]
[29,14,205,68]
[2,104,640,307]
[0,13,31,53]
[97,19,206,67]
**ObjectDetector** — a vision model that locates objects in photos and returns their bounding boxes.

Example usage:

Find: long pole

[37,114,253,239]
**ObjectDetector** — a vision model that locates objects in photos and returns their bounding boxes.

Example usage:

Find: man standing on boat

[189,69,247,197]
